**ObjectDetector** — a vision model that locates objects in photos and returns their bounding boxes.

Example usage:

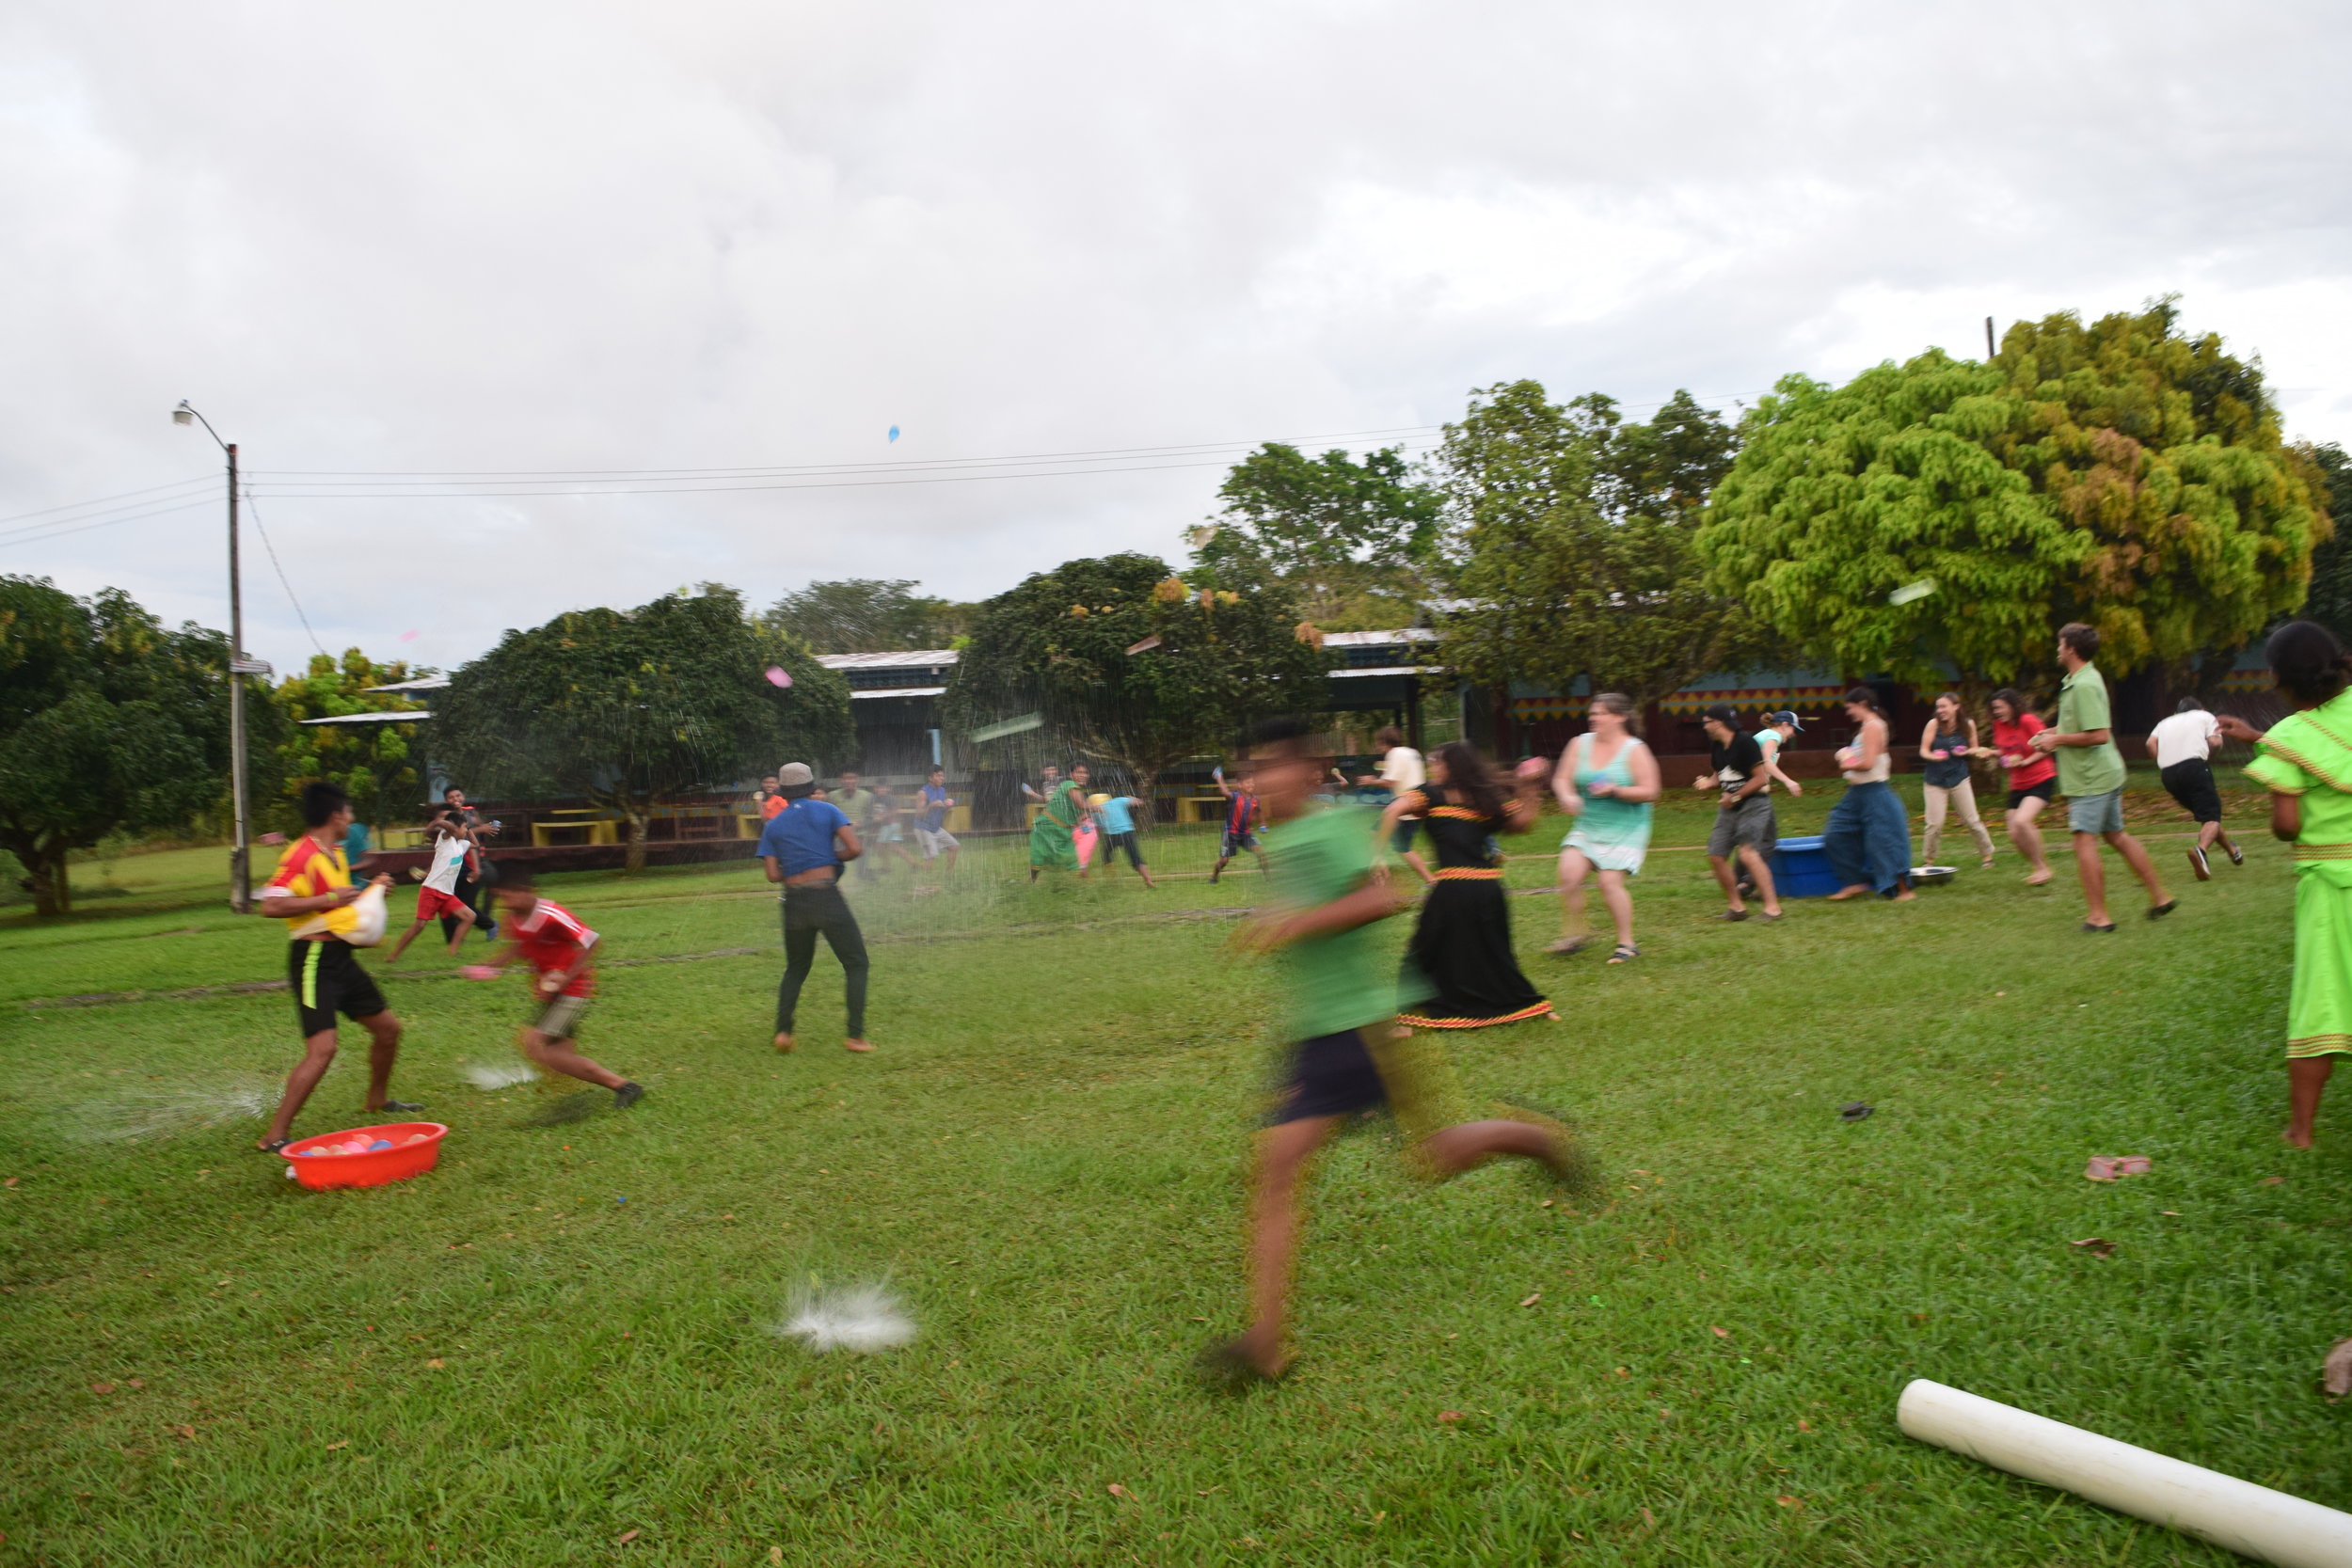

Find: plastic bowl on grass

[1909,864,1957,885]
[280,1122,447,1190]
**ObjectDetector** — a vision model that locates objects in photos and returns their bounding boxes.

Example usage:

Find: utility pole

[1985,316,1996,359]
[175,402,262,912]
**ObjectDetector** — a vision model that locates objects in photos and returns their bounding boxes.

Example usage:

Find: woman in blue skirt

[1824,687,1915,901]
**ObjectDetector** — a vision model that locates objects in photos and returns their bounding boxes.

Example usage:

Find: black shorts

[1390,819,1421,855]
[289,940,389,1037]
[2160,758,2223,823]
[1221,827,1259,858]
[1103,830,1145,869]
[2007,779,2056,810]
[1271,1028,1389,1124]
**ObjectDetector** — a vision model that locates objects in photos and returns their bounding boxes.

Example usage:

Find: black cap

[1702,703,1738,726]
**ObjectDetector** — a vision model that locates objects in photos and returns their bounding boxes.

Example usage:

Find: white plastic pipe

[1898,1379,2352,1567]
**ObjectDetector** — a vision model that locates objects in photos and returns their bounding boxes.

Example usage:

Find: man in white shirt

[1360,724,1430,882]
[2147,698,2241,880]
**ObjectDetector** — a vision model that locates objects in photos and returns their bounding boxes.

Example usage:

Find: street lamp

[175,400,268,912]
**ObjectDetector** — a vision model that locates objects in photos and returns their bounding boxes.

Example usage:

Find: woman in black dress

[1379,742,1554,1031]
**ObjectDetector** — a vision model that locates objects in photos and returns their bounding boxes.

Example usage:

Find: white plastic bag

[288,880,389,946]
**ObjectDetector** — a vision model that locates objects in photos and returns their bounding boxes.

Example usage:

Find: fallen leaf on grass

[90,1383,114,1395]
[614,1529,640,1545]
[169,1424,196,1441]
[1710,1325,1729,1338]
[425,1359,444,1370]
[1518,1291,1542,1307]
[1436,1410,1463,1424]
[126,1378,143,1388]
[4,1177,17,1187]
[1107,1483,1135,1500]
[770,1550,784,1566]
[2069,1238,2117,1258]
[1641,1507,1658,1528]
[1776,1495,1803,1508]
[1797,1418,1811,1432]
[2324,1338,2352,1400]
[325,1441,348,1451]
[2262,1176,2285,1186]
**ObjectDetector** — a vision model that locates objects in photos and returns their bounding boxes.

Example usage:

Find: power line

[240,488,328,658]
[0,472,215,528]
[0,494,222,551]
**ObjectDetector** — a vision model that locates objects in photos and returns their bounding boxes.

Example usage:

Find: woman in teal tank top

[1548,693,1660,963]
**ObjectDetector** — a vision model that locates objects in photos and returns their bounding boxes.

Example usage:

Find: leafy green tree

[765,578,971,653]
[1438,381,1767,713]
[1193,443,1440,629]
[2295,442,2352,644]
[0,577,237,915]
[1700,303,2328,690]
[269,650,431,832]
[945,553,1327,796]
[434,586,852,872]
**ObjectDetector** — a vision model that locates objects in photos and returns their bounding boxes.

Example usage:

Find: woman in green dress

[2233,620,2352,1148]
[1027,763,1085,879]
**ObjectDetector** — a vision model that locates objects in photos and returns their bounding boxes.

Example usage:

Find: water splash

[775,1283,916,1354]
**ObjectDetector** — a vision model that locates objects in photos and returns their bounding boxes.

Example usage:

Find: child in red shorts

[386,815,477,962]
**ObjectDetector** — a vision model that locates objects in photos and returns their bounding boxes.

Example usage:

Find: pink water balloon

[765,667,793,688]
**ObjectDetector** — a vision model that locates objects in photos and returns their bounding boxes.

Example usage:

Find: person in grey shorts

[1694,703,1782,922]
[2030,623,2174,931]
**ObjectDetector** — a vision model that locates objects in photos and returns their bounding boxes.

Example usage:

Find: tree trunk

[32,841,72,918]
[624,809,649,875]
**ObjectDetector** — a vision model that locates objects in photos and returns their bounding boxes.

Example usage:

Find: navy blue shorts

[1221,827,1259,859]
[1272,1028,1389,1124]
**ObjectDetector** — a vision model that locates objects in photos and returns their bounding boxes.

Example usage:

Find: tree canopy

[1437,381,1765,712]
[434,585,851,870]
[2294,441,2352,646]
[945,552,1327,791]
[0,577,238,915]
[268,650,431,832]
[1192,444,1440,629]
[1698,303,2328,689]
[765,578,971,654]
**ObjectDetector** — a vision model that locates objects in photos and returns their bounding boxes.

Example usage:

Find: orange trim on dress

[1395,1000,1555,1029]
[1426,805,1486,820]
[1431,867,1502,879]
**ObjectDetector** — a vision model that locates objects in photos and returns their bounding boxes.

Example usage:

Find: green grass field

[4,781,2346,1565]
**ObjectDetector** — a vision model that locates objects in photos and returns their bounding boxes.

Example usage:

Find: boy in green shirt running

[1204,718,1576,1386]
[2030,623,2173,930]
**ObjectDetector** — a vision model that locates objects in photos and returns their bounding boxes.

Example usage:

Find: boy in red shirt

[475,863,645,1109]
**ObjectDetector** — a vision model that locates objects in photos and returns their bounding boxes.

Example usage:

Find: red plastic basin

[281,1121,447,1190]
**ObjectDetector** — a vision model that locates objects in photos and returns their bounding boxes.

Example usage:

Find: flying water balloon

[887,425,900,443]
[765,666,793,689]
[1889,578,1938,606]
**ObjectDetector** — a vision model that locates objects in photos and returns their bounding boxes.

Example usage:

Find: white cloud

[1,0,2347,673]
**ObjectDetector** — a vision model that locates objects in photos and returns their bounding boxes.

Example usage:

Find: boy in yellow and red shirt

[256,782,421,1153]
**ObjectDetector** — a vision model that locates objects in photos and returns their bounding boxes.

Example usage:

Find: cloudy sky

[4,1,2347,673]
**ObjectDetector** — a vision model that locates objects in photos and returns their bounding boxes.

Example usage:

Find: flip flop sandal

[1605,944,1639,964]
[257,1137,293,1156]
[2082,921,2118,934]
[1547,936,1595,957]
[2146,900,2178,920]
[373,1100,426,1114]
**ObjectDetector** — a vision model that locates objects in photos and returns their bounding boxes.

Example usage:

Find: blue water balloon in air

[887,425,900,442]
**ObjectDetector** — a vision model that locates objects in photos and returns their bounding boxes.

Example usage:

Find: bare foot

[844,1037,874,1053]
[1825,884,1871,901]
[772,1032,795,1053]
[2024,870,2054,886]
[2284,1127,2314,1150]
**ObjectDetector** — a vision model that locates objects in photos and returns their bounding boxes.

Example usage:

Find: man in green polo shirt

[2030,622,2174,931]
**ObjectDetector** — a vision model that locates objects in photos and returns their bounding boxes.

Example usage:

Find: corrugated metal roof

[814,650,961,670]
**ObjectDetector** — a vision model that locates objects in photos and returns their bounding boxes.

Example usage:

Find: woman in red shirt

[1977,688,2056,885]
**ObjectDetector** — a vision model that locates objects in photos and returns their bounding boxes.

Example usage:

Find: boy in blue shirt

[914,766,961,877]
[754,763,872,1054]
[1089,788,1156,889]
